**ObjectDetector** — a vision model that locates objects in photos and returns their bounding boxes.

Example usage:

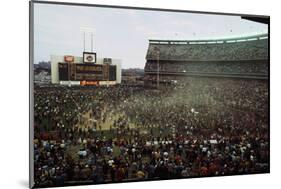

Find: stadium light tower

[157,50,160,89]
[80,27,96,52]
[153,47,160,89]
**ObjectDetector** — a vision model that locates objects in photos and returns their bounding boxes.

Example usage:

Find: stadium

[33,30,269,187]
[144,33,268,87]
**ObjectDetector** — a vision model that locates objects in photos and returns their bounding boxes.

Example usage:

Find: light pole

[80,27,95,52]
[157,51,159,89]
[153,47,160,89]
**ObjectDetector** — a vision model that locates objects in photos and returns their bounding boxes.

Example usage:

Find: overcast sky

[34,3,268,69]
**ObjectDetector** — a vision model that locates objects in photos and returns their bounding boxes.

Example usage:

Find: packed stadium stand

[144,34,268,86]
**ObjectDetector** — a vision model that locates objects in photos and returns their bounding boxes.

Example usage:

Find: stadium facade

[51,54,122,86]
[144,33,268,87]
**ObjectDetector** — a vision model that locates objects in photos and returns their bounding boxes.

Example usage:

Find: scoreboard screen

[58,63,116,81]
[75,64,103,74]
[58,63,69,80]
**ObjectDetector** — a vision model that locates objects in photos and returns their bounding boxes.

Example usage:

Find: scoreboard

[58,63,116,81]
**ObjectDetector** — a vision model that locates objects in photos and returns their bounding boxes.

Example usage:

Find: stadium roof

[149,33,268,45]
[241,16,269,24]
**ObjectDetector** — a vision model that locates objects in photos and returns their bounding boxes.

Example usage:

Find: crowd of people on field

[33,77,269,187]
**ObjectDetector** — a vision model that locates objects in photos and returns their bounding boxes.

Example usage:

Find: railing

[144,71,268,80]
